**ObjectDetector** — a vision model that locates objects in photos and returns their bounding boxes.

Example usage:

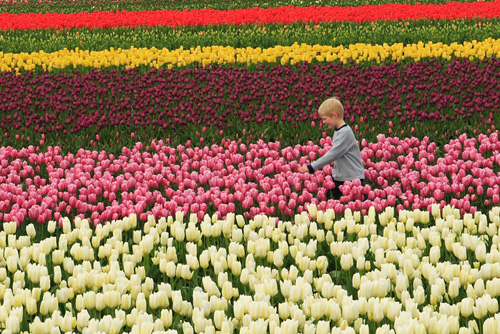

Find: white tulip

[487,296,499,314]
[386,301,401,322]
[474,278,485,297]
[473,300,488,319]
[371,301,384,323]
[233,299,246,321]
[280,318,298,334]
[45,220,57,234]
[192,307,206,333]
[160,309,172,328]
[483,317,500,334]
[121,294,131,310]
[199,250,210,269]
[468,319,479,334]
[211,221,222,238]
[213,309,226,330]
[26,296,37,316]
[429,245,441,264]
[6,315,20,333]
[24,223,36,239]
[40,275,50,292]
[222,281,233,300]
[104,290,121,309]
[7,255,17,273]
[476,242,487,263]
[76,309,90,331]
[220,319,233,334]
[303,323,315,334]
[460,297,474,318]
[62,257,74,275]
[343,300,360,324]
[83,290,95,310]
[273,249,283,268]
[447,278,460,300]
[180,264,193,280]
[106,318,124,334]
[240,268,250,286]
[288,285,301,303]
[3,221,16,235]
[340,253,353,271]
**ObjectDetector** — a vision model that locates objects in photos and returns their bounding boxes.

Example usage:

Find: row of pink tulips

[0,132,499,225]
[353,133,500,214]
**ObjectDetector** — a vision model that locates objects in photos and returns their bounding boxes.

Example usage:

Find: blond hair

[318,97,344,118]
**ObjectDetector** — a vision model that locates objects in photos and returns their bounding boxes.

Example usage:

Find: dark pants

[326,179,368,201]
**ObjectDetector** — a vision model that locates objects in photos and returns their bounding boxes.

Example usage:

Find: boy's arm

[307,130,352,172]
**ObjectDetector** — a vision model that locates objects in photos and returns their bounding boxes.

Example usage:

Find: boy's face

[320,113,339,129]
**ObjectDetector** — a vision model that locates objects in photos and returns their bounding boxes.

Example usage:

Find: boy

[298,97,366,200]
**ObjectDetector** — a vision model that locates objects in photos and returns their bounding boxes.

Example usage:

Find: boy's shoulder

[335,124,353,134]
[334,124,357,140]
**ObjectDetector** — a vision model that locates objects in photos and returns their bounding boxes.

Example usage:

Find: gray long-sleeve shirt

[307,124,365,181]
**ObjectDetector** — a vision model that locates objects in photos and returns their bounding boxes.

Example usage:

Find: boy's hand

[298,165,309,173]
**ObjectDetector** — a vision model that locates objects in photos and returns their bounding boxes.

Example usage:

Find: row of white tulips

[1,203,500,333]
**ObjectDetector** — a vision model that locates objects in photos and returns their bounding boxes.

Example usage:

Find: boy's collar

[335,123,348,131]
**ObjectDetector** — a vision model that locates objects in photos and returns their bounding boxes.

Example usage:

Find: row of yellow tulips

[1,38,499,72]
[1,204,500,333]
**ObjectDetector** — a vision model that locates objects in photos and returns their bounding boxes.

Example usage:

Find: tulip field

[2,0,500,333]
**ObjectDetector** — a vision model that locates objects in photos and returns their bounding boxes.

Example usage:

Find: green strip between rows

[0,18,497,54]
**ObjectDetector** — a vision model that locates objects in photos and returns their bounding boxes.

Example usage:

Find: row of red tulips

[1,1,499,30]
[0,132,498,226]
